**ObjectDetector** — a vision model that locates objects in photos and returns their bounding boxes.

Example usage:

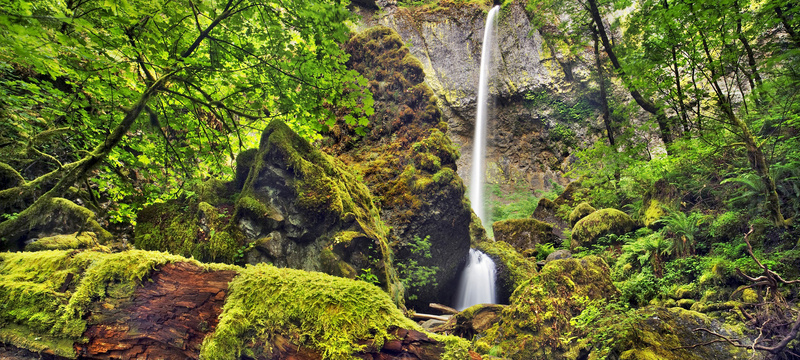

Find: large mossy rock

[475,256,617,359]
[0,250,470,360]
[593,307,754,360]
[234,119,401,301]
[531,180,589,241]
[321,26,473,309]
[571,208,636,249]
[476,240,538,303]
[568,202,595,227]
[492,218,559,254]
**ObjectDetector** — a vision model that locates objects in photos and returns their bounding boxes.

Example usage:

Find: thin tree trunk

[586,0,673,149]
[775,5,800,48]
[592,28,614,147]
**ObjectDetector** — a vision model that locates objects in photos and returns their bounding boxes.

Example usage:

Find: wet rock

[322,27,472,309]
[492,218,559,253]
[476,256,617,359]
[545,249,572,262]
[598,307,756,360]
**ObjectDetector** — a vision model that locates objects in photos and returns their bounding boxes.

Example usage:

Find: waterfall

[454,249,498,310]
[469,5,499,227]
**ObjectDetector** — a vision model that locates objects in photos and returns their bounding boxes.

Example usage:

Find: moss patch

[25,232,100,251]
[493,218,558,253]
[134,200,244,264]
[568,202,595,227]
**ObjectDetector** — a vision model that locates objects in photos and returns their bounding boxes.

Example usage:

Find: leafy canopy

[0,0,373,224]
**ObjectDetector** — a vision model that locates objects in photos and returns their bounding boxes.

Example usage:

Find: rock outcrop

[475,256,617,359]
[322,26,474,309]
[492,218,559,254]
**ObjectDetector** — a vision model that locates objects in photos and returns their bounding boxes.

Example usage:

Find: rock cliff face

[322,26,474,310]
[356,2,601,193]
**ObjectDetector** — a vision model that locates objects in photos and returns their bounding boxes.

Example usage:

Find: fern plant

[657,211,707,258]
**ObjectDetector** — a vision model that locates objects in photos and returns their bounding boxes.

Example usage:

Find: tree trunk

[586,0,672,149]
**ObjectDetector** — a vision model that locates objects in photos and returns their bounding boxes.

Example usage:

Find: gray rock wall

[356,2,599,195]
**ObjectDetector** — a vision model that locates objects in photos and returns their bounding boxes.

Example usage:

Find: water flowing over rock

[470,5,499,225]
[356,3,600,194]
[454,249,498,310]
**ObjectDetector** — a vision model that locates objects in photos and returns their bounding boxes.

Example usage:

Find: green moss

[235,148,258,190]
[0,161,24,190]
[25,232,99,251]
[643,199,668,228]
[134,200,244,264]
[476,240,537,290]
[0,250,193,357]
[200,263,420,360]
[568,202,595,227]
[571,208,635,249]
[594,307,752,360]
[479,256,617,359]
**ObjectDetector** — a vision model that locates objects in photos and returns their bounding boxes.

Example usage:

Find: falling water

[469,5,499,226]
[454,249,498,310]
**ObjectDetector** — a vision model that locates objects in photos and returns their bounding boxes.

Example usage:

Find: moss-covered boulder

[640,179,678,229]
[531,181,588,240]
[0,249,470,359]
[1,197,112,250]
[531,198,569,240]
[476,240,538,302]
[321,26,473,309]
[475,256,618,359]
[492,218,559,254]
[587,307,754,360]
[233,119,402,303]
[568,202,595,227]
[24,232,101,251]
[571,208,636,249]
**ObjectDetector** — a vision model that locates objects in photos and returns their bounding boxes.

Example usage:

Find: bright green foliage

[396,235,438,301]
[200,263,420,360]
[0,0,373,227]
[657,211,707,258]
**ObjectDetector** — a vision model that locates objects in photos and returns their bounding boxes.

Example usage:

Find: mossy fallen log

[0,250,469,360]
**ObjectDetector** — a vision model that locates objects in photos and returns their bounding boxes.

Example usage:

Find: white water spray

[469,5,499,227]
[454,249,498,310]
